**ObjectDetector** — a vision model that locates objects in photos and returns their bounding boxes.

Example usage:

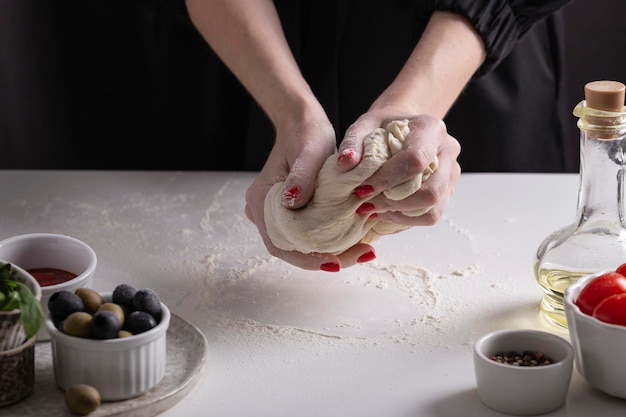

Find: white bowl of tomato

[0,233,97,341]
[564,265,626,399]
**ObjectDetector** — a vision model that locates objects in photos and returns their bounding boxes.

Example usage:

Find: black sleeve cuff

[435,0,570,76]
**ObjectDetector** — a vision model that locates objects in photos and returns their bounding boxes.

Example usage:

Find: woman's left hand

[337,110,461,229]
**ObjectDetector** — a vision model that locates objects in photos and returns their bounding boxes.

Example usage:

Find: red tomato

[617,262,626,277]
[575,272,626,315]
[592,293,626,326]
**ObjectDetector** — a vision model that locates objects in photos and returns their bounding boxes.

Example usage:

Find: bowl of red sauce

[0,233,97,341]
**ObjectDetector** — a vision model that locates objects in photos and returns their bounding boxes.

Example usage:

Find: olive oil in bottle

[534,80,626,328]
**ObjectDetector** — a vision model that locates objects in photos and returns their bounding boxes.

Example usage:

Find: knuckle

[407,148,431,171]
[419,207,443,226]
[419,186,441,207]
[448,136,461,156]
[431,116,448,133]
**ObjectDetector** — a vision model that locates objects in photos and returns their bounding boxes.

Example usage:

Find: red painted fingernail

[320,262,340,272]
[284,186,300,199]
[354,185,375,198]
[369,213,378,219]
[357,251,376,263]
[281,186,301,207]
[356,202,375,214]
[338,149,355,162]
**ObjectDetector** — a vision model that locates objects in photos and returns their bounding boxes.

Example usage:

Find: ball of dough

[264,120,437,254]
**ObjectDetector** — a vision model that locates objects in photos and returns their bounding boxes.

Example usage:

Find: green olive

[118,329,133,338]
[97,302,125,326]
[63,312,93,338]
[64,384,101,415]
[75,288,104,314]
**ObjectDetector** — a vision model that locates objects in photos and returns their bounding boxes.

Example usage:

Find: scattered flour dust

[363,262,480,306]
[199,181,231,236]
[190,205,482,346]
[207,258,483,350]
[442,216,473,240]
[361,261,481,348]
[30,181,483,350]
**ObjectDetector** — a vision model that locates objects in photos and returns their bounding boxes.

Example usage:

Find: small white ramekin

[0,233,97,341]
[473,329,574,416]
[45,293,170,401]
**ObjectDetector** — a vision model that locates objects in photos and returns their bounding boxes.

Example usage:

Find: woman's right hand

[186,0,377,270]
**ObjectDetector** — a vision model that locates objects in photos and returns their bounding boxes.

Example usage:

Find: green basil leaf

[12,280,44,339]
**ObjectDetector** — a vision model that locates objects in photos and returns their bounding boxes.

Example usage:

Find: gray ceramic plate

[4,313,209,416]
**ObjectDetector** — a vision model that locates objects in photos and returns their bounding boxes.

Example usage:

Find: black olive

[124,311,157,334]
[131,288,162,320]
[91,311,121,339]
[48,290,85,320]
[112,283,136,308]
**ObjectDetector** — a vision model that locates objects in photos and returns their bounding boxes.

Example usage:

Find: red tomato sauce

[28,267,78,287]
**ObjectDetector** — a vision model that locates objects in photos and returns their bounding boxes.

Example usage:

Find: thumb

[337,117,382,171]
[281,144,332,210]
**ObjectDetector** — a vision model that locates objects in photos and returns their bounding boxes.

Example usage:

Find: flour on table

[264,120,438,254]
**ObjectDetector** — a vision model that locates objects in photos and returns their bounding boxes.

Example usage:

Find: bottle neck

[575,101,626,228]
[577,133,626,223]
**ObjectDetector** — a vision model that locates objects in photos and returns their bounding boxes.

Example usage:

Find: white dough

[264,120,438,254]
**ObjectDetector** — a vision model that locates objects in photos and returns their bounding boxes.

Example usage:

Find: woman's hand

[187,0,378,271]
[338,110,461,229]
[244,115,378,272]
[329,9,482,232]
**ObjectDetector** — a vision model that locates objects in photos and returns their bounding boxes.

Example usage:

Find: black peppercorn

[490,351,554,366]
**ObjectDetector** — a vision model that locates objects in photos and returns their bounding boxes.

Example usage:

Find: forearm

[185,0,322,128]
[371,11,486,119]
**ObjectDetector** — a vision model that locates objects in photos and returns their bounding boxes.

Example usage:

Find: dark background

[0,0,624,170]
[561,0,626,145]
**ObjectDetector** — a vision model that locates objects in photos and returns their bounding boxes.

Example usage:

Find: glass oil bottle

[534,80,626,328]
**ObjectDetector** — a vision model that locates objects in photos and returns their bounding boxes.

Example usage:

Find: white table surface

[1,170,625,417]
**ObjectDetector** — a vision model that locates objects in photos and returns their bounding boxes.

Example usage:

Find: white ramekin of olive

[45,283,170,401]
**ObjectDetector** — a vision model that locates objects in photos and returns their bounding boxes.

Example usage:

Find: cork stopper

[584,80,625,112]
